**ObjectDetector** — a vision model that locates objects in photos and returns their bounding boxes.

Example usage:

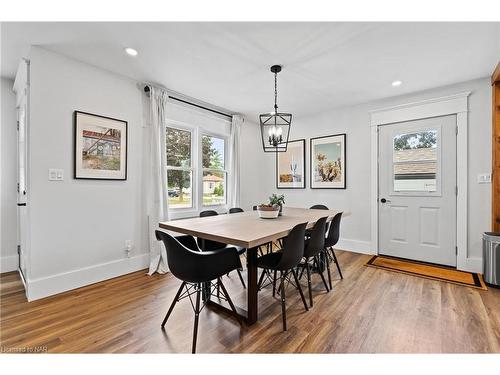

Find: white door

[378,115,457,266]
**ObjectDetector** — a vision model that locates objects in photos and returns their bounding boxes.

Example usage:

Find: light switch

[477,173,491,184]
[48,169,64,181]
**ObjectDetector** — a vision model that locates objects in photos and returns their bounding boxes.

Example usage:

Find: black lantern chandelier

[259,65,292,152]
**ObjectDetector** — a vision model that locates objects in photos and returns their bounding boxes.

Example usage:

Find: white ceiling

[1,22,499,118]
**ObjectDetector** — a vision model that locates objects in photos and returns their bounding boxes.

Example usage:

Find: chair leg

[161,281,186,328]
[298,264,306,280]
[192,284,201,354]
[257,269,266,290]
[306,261,313,307]
[291,269,309,312]
[280,271,287,331]
[217,278,221,298]
[272,269,277,297]
[314,256,330,293]
[325,251,333,290]
[331,249,343,279]
[236,268,246,288]
[218,278,243,325]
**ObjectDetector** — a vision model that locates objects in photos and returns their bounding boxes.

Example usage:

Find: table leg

[246,246,258,324]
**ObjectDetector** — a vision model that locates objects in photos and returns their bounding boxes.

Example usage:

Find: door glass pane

[166,127,191,167]
[167,170,192,208]
[202,135,225,169]
[393,129,437,192]
[202,171,226,206]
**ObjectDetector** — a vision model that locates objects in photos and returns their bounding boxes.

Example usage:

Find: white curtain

[147,86,170,275]
[229,115,243,208]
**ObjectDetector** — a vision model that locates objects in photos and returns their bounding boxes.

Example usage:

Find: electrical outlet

[125,240,132,258]
[477,173,491,184]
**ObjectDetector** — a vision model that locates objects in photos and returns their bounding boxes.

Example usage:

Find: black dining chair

[300,216,329,307]
[306,204,330,237]
[310,204,329,210]
[324,212,343,288]
[155,230,242,353]
[256,222,309,331]
[229,207,244,214]
[198,210,246,288]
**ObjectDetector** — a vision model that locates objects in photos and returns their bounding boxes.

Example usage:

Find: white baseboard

[27,253,150,301]
[1,255,19,273]
[336,238,374,255]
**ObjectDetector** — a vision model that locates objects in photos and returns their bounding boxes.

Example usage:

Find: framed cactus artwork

[310,133,346,189]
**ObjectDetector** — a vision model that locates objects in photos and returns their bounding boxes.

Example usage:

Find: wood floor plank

[1,251,499,353]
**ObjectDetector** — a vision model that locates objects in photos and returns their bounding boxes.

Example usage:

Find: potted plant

[269,194,285,216]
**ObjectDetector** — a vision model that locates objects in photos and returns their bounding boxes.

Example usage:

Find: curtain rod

[143,85,233,119]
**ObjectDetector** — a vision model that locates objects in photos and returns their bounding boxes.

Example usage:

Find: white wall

[240,77,492,261]
[1,77,19,272]
[26,47,148,300]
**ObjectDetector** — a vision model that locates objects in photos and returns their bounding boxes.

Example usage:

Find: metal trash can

[483,232,500,287]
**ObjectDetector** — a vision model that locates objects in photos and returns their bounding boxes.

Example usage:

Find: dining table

[159,206,347,325]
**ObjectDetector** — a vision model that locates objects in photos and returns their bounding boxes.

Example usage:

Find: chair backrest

[325,212,342,248]
[309,205,330,235]
[200,210,218,217]
[197,210,227,250]
[304,216,328,258]
[156,230,240,283]
[277,222,308,270]
[229,207,244,214]
[310,204,329,210]
[155,230,203,282]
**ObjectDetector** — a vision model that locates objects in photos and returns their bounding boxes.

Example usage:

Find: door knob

[380,198,391,203]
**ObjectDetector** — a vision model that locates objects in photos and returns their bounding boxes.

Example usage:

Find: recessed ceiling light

[124,47,138,57]
[392,80,402,87]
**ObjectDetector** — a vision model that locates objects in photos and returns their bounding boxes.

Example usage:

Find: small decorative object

[259,65,292,152]
[276,139,305,189]
[256,204,280,219]
[269,193,285,215]
[310,133,346,189]
[74,111,127,180]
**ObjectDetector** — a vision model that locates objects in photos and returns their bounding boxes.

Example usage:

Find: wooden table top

[159,207,348,248]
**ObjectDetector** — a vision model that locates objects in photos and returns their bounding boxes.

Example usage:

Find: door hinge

[17,245,21,254]
[17,182,20,193]
[17,121,19,131]
[456,126,458,135]
[455,186,458,195]
[456,246,458,255]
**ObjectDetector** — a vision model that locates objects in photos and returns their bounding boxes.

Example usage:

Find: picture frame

[276,139,306,189]
[74,111,128,180]
[310,133,346,189]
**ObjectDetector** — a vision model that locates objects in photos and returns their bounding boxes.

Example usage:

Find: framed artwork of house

[74,111,128,180]
[310,133,346,189]
[276,139,306,189]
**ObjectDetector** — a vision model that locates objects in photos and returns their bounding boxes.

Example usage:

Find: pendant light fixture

[259,65,292,152]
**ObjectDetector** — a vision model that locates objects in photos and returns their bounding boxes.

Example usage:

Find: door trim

[369,92,479,272]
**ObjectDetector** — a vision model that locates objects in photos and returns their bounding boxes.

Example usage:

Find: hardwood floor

[1,250,499,353]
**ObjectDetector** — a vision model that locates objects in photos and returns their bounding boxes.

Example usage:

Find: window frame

[200,132,228,209]
[166,120,229,219]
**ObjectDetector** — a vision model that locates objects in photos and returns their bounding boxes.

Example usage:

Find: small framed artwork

[74,111,128,180]
[276,139,306,189]
[310,133,346,189]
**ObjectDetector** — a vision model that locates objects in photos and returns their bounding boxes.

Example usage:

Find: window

[202,135,226,206]
[166,124,228,213]
[392,129,438,192]
[166,127,193,208]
